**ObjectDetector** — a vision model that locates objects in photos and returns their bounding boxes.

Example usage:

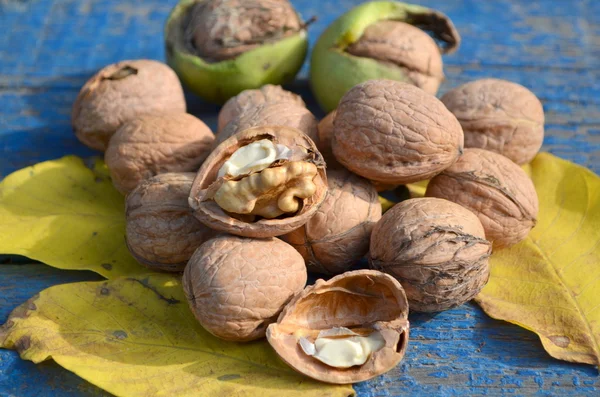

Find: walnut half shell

[266,270,409,384]
[189,126,328,238]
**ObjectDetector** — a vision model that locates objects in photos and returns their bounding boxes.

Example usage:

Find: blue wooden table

[1,1,599,396]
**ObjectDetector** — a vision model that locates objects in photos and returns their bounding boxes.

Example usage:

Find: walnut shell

[369,197,492,312]
[266,269,409,384]
[441,79,545,165]
[183,235,307,341]
[125,173,215,272]
[332,79,464,184]
[189,126,328,238]
[282,169,381,275]
[105,113,214,195]
[72,60,186,151]
[426,148,539,248]
[187,0,302,62]
[315,110,338,166]
[218,85,306,132]
[346,21,444,95]
[216,102,319,146]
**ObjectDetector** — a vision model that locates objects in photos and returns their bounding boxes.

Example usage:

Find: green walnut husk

[165,0,308,104]
[310,1,460,112]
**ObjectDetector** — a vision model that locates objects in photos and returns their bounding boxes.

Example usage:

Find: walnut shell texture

[183,235,307,341]
[370,198,492,312]
[332,79,464,184]
[441,78,545,165]
[216,102,319,146]
[218,85,306,132]
[189,125,328,238]
[72,59,186,151]
[315,110,338,166]
[105,112,214,195]
[187,0,302,62]
[426,148,539,248]
[125,173,215,272]
[282,169,381,275]
[267,269,409,384]
[346,21,443,95]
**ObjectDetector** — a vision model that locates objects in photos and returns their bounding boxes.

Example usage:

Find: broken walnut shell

[105,112,214,195]
[426,148,539,248]
[266,269,409,384]
[441,79,545,165]
[218,85,306,132]
[216,102,320,146]
[369,197,492,312]
[125,173,215,272]
[332,79,464,185]
[183,235,307,342]
[189,125,328,238]
[282,168,382,275]
[72,59,186,151]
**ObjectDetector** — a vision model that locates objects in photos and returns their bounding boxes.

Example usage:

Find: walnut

[71,60,186,151]
[216,102,319,146]
[426,148,539,248]
[315,110,338,166]
[267,270,409,384]
[282,169,381,275]
[105,113,214,194]
[332,79,464,184]
[346,21,444,95]
[441,79,545,165]
[369,197,492,312]
[165,0,308,103]
[218,85,306,132]
[183,235,307,341]
[189,126,327,238]
[310,1,460,112]
[125,173,215,272]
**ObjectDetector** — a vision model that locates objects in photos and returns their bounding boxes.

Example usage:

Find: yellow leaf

[0,274,354,397]
[406,180,428,198]
[475,153,600,366]
[0,156,142,278]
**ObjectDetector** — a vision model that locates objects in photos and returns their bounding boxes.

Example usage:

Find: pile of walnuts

[71,0,543,386]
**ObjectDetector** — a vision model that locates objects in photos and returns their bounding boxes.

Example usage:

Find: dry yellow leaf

[0,274,354,397]
[0,156,142,278]
[476,153,600,366]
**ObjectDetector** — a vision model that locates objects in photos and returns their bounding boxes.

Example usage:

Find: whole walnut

[126,173,215,272]
[218,85,306,132]
[315,110,337,166]
[332,79,464,184]
[441,79,545,165]
[72,60,186,151]
[267,270,409,384]
[216,102,319,146]
[369,198,492,312]
[183,235,307,342]
[189,126,328,238]
[105,113,214,194]
[282,169,381,275]
[346,21,444,96]
[426,148,539,248]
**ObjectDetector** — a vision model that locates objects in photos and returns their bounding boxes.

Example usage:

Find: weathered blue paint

[1,0,599,396]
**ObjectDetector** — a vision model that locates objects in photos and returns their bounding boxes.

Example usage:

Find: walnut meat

[441,79,545,165]
[346,21,444,95]
[218,85,306,132]
[189,126,327,238]
[72,60,186,151]
[369,198,492,312]
[267,270,409,384]
[183,235,307,342]
[426,148,539,248]
[126,173,215,272]
[105,113,214,194]
[216,102,319,146]
[282,169,381,275]
[332,79,464,184]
